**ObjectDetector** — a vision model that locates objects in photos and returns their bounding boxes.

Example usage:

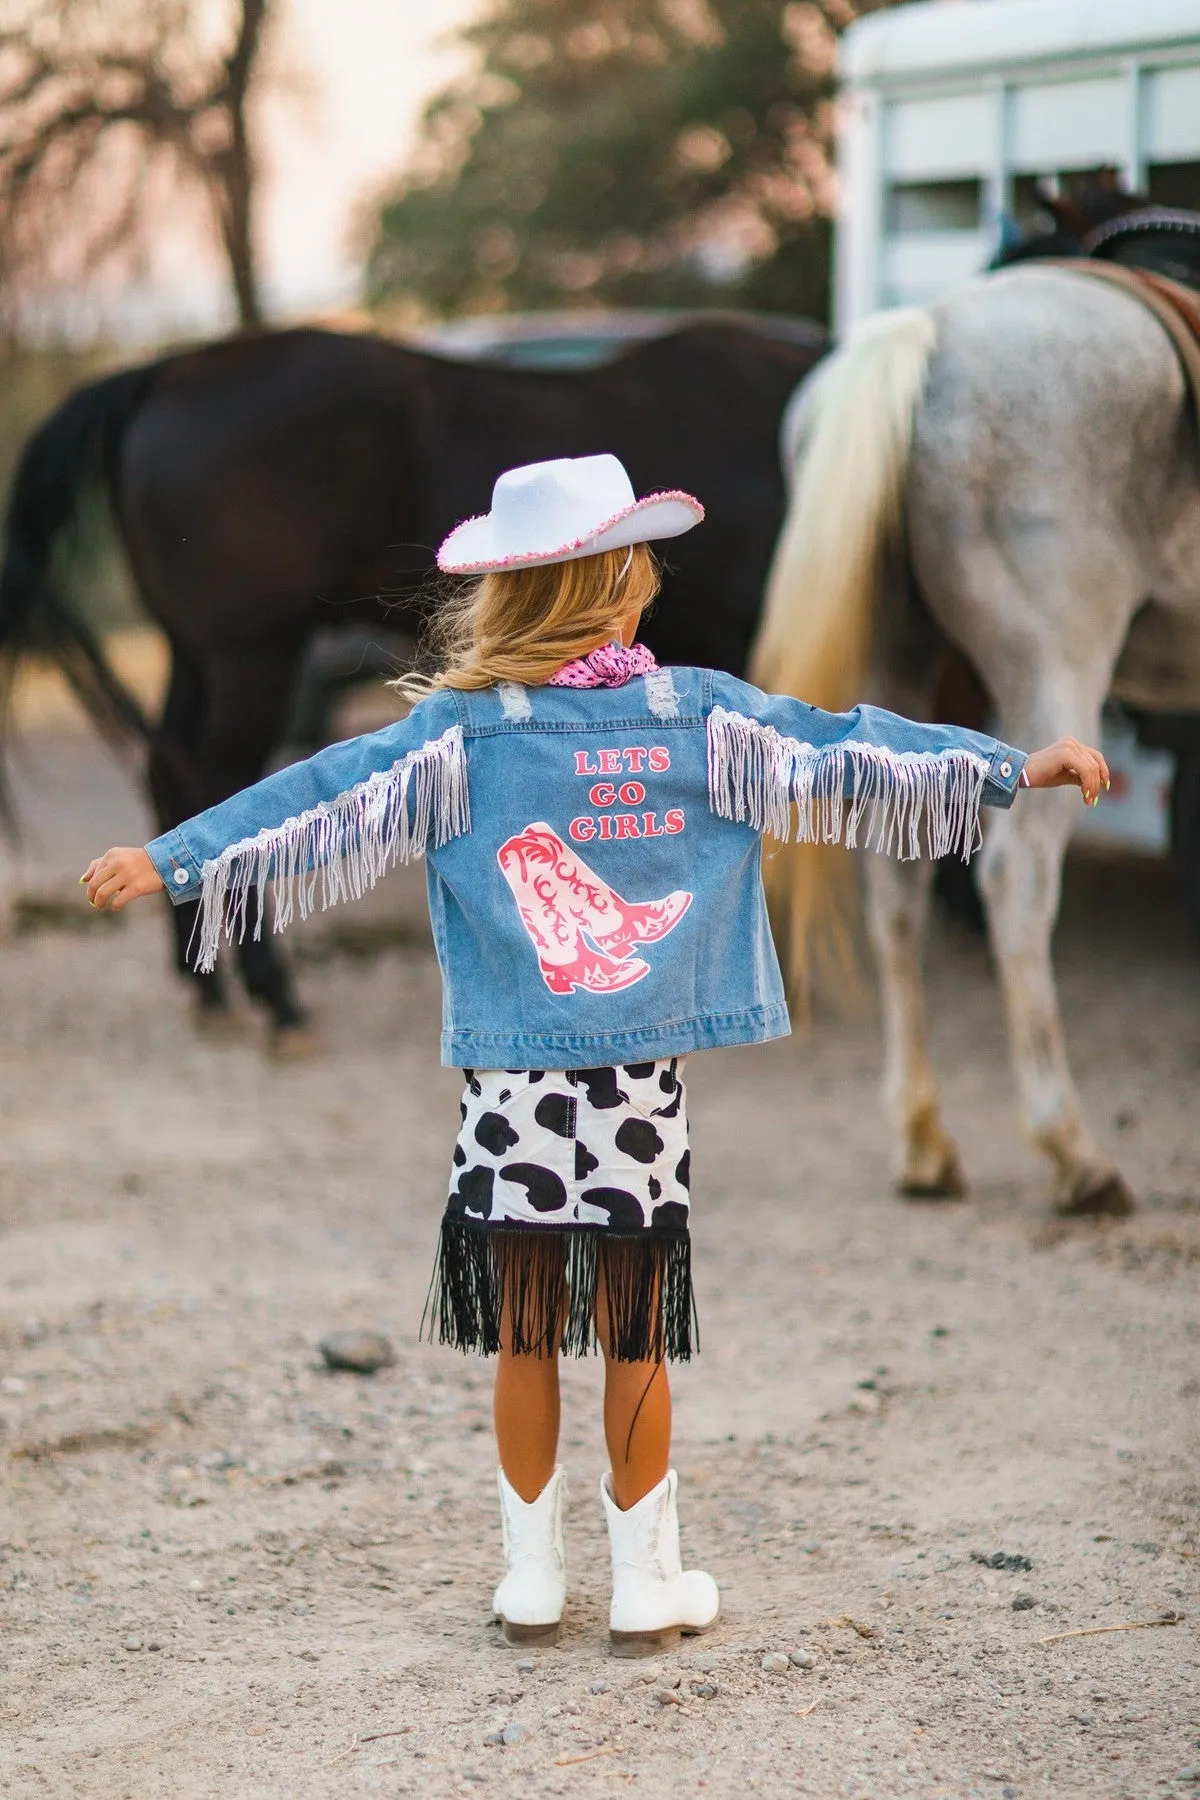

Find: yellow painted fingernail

[79,875,87,885]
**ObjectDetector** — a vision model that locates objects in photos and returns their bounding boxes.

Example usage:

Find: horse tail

[0,362,162,813]
[748,306,939,1003]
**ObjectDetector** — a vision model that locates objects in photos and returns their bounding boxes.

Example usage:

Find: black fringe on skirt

[423,1221,696,1363]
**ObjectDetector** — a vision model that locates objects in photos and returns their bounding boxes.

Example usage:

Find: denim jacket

[146,666,1025,1069]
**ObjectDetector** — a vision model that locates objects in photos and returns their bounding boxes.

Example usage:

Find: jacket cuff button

[999,760,1012,779]
[173,867,190,885]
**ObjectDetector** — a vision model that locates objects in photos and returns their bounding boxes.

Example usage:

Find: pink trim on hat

[436,490,704,573]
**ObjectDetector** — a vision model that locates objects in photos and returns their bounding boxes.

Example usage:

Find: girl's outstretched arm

[82,850,163,911]
[81,687,467,965]
[707,671,1108,861]
[1022,736,1109,805]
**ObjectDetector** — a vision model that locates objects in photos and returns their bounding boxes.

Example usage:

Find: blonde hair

[394,543,660,701]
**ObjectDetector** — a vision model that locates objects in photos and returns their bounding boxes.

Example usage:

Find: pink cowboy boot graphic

[497,824,692,995]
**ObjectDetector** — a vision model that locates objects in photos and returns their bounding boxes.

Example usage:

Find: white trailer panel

[884,92,997,180]
[1144,63,1200,161]
[1008,75,1130,172]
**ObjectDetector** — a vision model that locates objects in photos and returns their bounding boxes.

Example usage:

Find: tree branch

[0,0,270,333]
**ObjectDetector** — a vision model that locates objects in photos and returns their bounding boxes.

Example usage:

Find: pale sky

[257,0,480,317]
[55,0,481,341]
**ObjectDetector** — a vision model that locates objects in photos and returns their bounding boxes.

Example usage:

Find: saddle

[1085,206,1200,292]
[1049,257,1200,423]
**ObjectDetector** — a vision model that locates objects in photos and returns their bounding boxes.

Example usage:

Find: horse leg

[860,658,964,1196]
[975,689,1134,1218]
[193,643,314,1049]
[863,849,966,1198]
[1170,745,1200,947]
[147,644,232,1026]
[235,889,313,1045]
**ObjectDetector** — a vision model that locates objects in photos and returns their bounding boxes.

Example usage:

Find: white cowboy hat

[436,453,704,574]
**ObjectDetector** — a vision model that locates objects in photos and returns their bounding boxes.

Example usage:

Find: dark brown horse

[0,319,824,1039]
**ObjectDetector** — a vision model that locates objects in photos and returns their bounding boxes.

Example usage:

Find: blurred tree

[0,0,269,330]
[366,0,905,322]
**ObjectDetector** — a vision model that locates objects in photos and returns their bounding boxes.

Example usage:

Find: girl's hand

[1022,737,1110,806]
[82,848,165,911]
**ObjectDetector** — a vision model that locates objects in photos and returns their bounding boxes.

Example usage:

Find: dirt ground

[1,723,1198,1800]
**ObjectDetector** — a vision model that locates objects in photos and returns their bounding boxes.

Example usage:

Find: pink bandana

[548,642,658,689]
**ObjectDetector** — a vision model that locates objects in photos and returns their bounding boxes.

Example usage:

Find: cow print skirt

[424,1060,696,1364]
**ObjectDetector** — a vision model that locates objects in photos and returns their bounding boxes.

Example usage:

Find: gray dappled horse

[752,264,1200,1217]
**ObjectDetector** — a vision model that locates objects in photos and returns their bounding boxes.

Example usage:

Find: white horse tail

[751,305,938,710]
[748,307,939,1002]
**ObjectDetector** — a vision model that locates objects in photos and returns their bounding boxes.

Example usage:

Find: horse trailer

[836,0,1200,326]
[835,0,1200,853]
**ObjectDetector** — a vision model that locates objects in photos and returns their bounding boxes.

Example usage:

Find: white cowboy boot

[601,1468,720,1655]
[493,1465,567,1646]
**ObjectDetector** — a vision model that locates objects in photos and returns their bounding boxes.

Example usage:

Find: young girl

[84,453,1107,1656]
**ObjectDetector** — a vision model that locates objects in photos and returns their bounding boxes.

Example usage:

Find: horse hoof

[900,1181,966,1204]
[898,1148,967,1201]
[268,1022,322,1061]
[193,1005,242,1042]
[1054,1169,1136,1219]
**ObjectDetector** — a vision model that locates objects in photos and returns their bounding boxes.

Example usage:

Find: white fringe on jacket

[193,725,469,972]
[706,706,989,861]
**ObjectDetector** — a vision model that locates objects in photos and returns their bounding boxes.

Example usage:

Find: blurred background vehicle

[413,307,826,368]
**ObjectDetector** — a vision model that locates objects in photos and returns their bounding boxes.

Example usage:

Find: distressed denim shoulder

[145,667,1025,1069]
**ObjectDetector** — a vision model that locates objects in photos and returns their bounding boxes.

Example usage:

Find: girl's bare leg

[492,1244,672,1507]
[493,1344,562,1502]
[493,1247,567,1502]
[596,1258,671,1509]
[601,1353,671,1510]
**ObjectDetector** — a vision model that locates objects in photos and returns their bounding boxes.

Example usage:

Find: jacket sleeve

[707,671,1026,861]
[145,689,468,972]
